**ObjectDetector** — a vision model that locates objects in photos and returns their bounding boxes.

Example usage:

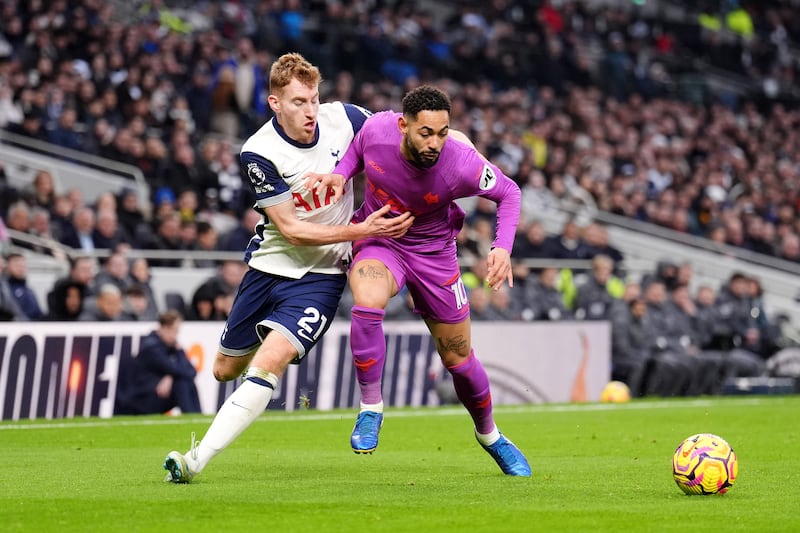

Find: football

[599,380,631,403]
[672,433,738,495]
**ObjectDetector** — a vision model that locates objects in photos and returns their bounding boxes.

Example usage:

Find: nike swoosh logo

[231,401,251,412]
[282,172,299,179]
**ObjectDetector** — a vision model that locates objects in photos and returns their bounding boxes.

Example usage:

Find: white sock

[187,369,279,474]
[475,426,500,446]
[359,401,384,414]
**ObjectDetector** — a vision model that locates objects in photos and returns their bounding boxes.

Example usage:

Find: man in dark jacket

[644,279,720,396]
[115,310,201,415]
[3,252,43,319]
[574,254,619,321]
[517,266,572,321]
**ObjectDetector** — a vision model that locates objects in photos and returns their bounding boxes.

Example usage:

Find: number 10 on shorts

[451,278,468,310]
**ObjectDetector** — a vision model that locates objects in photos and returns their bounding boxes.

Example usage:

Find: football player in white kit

[163,53,413,483]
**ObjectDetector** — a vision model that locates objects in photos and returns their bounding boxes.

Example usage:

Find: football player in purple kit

[306,85,531,476]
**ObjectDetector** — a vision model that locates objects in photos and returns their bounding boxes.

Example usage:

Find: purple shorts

[352,238,470,324]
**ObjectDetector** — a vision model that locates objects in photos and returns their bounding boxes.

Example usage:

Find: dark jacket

[115,331,197,414]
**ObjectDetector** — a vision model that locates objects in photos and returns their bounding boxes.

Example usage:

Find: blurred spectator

[114,310,201,415]
[461,256,489,292]
[128,256,160,315]
[573,255,622,321]
[60,206,96,252]
[224,36,266,135]
[123,284,158,321]
[47,255,96,314]
[209,143,246,216]
[0,162,20,218]
[517,266,572,322]
[510,220,553,289]
[513,220,555,262]
[187,259,245,321]
[4,201,33,251]
[609,286,651,397]
[47,107,83,151]
[49,194,73,242]
[0,253,26,320]
[219,208,261,252]
[184,64,213,133]
[78,283,125,321]
[185,281,221,320]
[641,280,703,396]
[24,205,65,258]
[116,188,152,248]
[147,213,183,267]
[92,208,129,250]
[92,251,130,294]
[178,220,198,253]
[777,233,800,263]
[715,272,764,356]
[483,285,519,321]
[188,220,220,268]
[580,222,624,266]
[544,216,588,260]
[2,252,43,320]
[467,286,492,322]
[746,277,783,358]
[7,111,44,140]
[44,279,85,321]
[209,65,239,140]
[21,170,58,212]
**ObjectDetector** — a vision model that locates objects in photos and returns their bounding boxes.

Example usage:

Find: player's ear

[398,115,407,135]
[267,94,280,113]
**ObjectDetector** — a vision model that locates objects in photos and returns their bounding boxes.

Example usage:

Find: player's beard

[405,137,439,168]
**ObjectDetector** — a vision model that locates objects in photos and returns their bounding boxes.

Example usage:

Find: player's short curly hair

[402,85,451,118]
[269,52,322,93]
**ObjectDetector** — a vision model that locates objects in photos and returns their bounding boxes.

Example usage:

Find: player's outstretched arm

[303,172,346,204]
[486,246,513,290]
[265,201,413,246]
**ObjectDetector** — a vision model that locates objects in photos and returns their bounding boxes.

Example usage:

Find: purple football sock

[351,305,387,405]
[446,350,495,435]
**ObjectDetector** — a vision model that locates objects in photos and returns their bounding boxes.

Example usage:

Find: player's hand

[359,205,414,238]
[304,172,346,203]
[486,247,513,290]
[155,375,174,398]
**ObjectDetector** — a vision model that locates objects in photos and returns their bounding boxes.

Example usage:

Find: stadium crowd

[1,0,799,397]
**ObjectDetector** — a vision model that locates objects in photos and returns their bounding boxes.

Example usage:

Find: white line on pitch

[0,396,775,431]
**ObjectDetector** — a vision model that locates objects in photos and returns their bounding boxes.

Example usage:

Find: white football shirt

[239,102,370,278]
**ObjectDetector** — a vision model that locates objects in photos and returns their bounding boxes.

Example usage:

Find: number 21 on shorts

[296,307,328,342]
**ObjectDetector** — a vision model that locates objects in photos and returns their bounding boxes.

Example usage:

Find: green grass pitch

[2,396,798,532]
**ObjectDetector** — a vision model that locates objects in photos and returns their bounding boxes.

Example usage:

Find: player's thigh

[249,329,300,378]
[425,317,472,366]
[256,272,346,364]
[349,258,398,308]
[404,242,470,324]
[216,268,344,376]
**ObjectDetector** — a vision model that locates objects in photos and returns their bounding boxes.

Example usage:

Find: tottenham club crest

[247,162,274,193]
[479,164,497,190]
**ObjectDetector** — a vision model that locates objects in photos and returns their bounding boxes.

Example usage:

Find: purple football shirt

[334,111,521,253]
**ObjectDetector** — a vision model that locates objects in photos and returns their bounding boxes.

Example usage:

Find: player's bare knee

[213,366,237,382]
[439,350,469,368]
[213,354,247,382]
